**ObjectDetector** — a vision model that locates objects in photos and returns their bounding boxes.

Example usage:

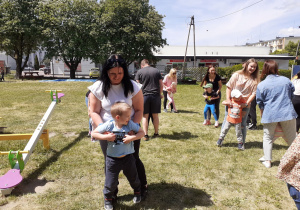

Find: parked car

[89,68,100,78]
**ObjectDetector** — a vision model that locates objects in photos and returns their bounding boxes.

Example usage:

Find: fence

[155,65,207,81]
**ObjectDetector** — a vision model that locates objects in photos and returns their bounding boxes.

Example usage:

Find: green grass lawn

[0,79,296,209]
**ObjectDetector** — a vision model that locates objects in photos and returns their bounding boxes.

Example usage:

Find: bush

[278,69,291,78]
[217,62,290,79]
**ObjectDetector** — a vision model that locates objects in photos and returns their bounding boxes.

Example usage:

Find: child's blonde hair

[111,102,131,118]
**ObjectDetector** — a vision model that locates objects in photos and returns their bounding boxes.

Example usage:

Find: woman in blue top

[256,60,297,168]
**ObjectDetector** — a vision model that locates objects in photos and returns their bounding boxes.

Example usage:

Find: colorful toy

[0,90,64,195]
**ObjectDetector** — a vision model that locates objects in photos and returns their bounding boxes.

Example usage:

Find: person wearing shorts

[135,59,163,141]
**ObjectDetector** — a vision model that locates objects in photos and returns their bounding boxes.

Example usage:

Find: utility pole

[183,16,196,79]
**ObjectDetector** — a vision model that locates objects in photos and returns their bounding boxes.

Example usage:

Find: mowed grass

[0,79,296,210]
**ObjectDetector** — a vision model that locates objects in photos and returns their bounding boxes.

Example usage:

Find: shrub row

[217,63,291,79]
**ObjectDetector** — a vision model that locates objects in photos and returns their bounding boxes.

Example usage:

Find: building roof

[154,45,295,60]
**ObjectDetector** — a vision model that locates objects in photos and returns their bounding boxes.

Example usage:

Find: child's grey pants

[219,120,243,143]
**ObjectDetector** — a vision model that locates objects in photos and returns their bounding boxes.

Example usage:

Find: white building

[245,36,300,53]
[153,45,294,70]
[1,45,295,75]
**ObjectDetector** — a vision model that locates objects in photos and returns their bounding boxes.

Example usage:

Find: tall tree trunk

[70,68,76,79]
[15,56,23,79]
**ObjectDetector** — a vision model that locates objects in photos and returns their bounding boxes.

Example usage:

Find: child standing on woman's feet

[216,89,248,150]
[92,102,145,210]
[203,83,219,127]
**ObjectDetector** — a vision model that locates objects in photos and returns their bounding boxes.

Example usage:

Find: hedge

[217,62,291,79]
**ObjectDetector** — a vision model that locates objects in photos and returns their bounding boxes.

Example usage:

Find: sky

[148,0,300,46]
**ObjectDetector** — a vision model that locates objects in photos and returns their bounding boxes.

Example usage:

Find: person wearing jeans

[257,60,297,168]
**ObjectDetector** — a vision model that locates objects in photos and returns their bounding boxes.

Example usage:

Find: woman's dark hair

[200,65,216,87]
[100,54,134,97]
[260,60,278,80]
[296,71,300,79]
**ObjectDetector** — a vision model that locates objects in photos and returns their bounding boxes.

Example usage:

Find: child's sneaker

[104,199,114,210]
[163,109,167,113]
[214,121,219,128]
[216,139,223,147]
[133,192,141,203]
[238,142,244,150]
[203,120,207,125]
[206,120,211,125]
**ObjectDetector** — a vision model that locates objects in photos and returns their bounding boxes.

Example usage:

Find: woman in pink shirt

[163,68,178,113]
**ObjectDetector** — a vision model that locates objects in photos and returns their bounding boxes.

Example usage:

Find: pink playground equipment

[0,90,64,195]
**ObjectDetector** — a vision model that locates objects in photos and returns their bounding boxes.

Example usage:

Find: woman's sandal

[143,135,149,141]
[153,133,159,138]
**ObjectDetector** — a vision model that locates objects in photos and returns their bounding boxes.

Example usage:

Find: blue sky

[148,0,300,46]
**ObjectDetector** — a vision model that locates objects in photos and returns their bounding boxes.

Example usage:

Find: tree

[271,41,300,67]
[0,0,43,79]
[38,0,99,79]
[93,0,167,66]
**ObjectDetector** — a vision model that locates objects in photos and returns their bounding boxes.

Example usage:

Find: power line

[197,0,263,23]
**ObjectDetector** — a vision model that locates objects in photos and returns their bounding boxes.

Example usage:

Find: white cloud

[279,28,300,37]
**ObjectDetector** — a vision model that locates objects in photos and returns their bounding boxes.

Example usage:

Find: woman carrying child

[221,58,260,150]
[163,68,178,113]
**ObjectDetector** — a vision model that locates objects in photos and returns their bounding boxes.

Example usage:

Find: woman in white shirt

[292,71,300,133]
[88,54,147,198]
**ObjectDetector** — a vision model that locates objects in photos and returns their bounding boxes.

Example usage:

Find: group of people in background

[85,54,300,209]
[200,58,300,208]
[201,59,259,151]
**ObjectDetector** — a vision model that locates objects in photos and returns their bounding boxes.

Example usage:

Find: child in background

[217,89,248,150]
[167,82,177,113]
[202,83,219,127]
[91,102,145,210]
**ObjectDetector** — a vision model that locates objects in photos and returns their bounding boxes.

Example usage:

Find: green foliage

[0,0,43,78]
[217,62,264,78]
[278,69,291,78]
[271,41,300,66]
[34,55,39,70]
[38,0,99,79]
[94,0,167,65]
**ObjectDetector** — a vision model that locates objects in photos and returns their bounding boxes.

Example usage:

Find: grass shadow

[160,132,198,140]
[12,131,87,196]
[174,110,198,114]
[116,182,213,209]
[222,141,289,150]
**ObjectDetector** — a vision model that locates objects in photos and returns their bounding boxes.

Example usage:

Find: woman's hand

[105,132,116,142]
[225,99,233,107]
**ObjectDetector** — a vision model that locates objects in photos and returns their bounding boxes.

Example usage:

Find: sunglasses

[173,73,176,75]
[107,57,125,65]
